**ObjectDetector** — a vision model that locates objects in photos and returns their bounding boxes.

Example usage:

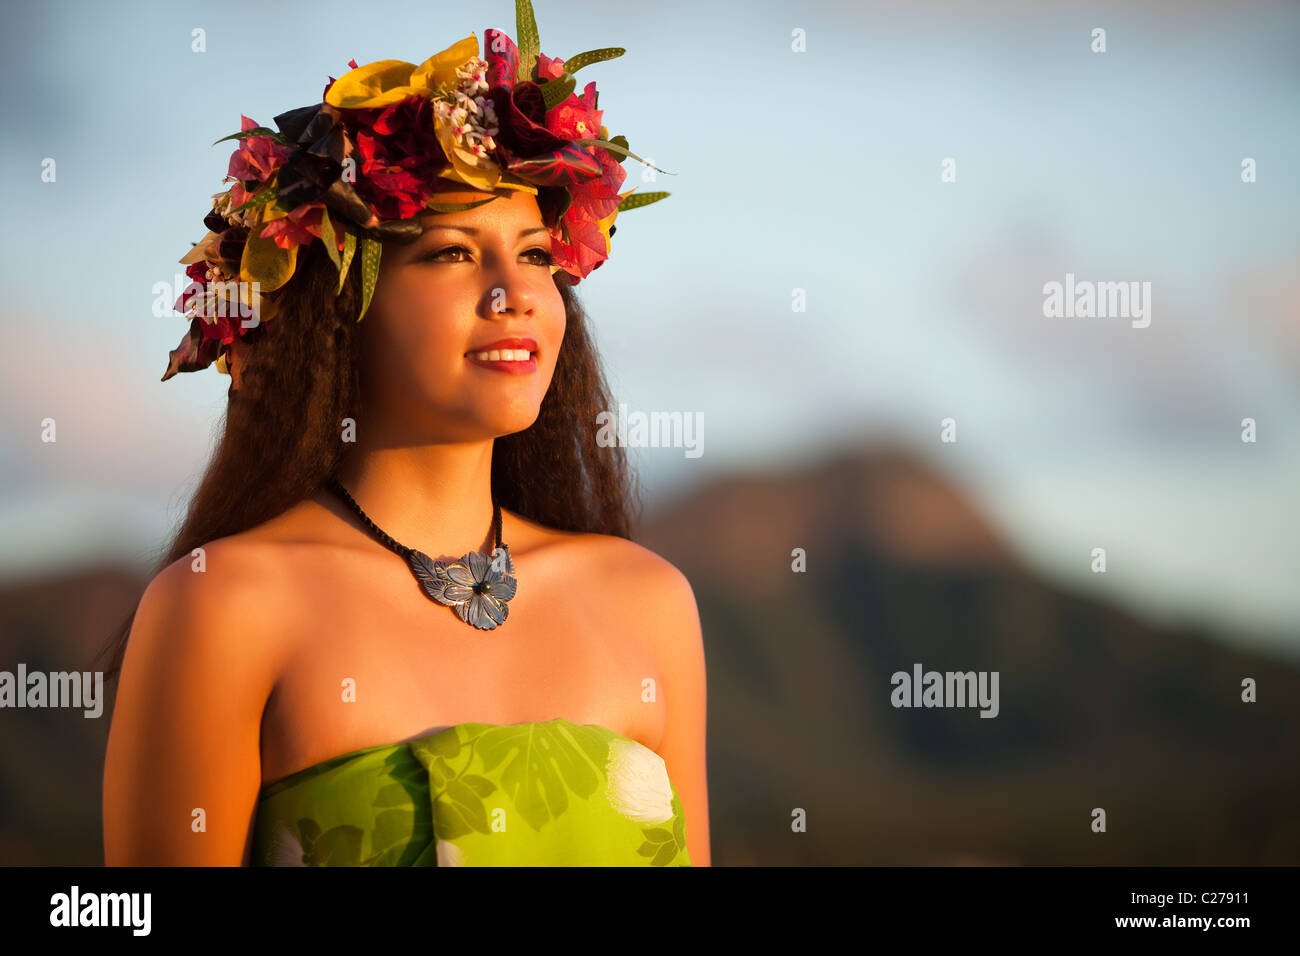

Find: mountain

[0,445,1296,865]
[637,445,1300,864]
[0,567,137,864]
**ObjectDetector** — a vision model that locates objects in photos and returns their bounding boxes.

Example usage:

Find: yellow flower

[435,124,502,191]
[237,205,296,292]
[596,207,619,253]
[324,36,479,110]
[410,36,481,93]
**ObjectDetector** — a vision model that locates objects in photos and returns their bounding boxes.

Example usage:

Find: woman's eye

[425,245,471,263]
[424,244,554,265]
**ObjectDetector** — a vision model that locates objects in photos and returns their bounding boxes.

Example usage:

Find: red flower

[550,215,611,279]
[347,95,448,220]
[565,144,626,224]
[227,180,254,209]
[174,261,209,314]
[537,52,565,81]
[485,29,520,87]
[198,312,241,346]
[227,116,293,185]
[546,81,603,141]
[549,147,626,280]
[259,202,326,249]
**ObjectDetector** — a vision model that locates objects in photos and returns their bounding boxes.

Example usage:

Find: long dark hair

[97,239,641,685]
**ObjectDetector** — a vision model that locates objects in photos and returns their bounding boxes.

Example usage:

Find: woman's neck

[330,439,500,560]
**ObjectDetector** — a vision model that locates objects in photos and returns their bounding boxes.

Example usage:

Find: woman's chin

[473,405,545,438]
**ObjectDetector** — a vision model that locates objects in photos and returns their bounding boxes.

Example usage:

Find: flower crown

[163,0,668,382]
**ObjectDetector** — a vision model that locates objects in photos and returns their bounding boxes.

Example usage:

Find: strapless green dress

[252,718,691,866]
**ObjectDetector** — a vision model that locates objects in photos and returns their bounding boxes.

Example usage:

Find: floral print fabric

[253,718,690,866]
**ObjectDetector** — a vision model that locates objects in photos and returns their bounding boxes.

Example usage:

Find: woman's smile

[464,335,539,374]
[465,351,538,374]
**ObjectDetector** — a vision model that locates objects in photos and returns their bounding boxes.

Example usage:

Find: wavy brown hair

[97,239,642,685]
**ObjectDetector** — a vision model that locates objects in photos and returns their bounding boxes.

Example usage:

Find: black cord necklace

[324,475,517,630]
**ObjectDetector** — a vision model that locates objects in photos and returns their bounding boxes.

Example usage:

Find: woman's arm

[644,560,712,867]
[103,544,279,865]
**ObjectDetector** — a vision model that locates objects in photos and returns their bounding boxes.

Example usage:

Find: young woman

[100,21,709,867]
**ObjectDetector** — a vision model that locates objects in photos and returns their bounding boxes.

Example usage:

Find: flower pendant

[407,545,517,630]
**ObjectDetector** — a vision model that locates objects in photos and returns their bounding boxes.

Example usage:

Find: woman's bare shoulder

[131,537,296,690]
[146,509,315,598]
[507,510,662,566]
[107,530,293,864]
[136,498,341,653]
[583,531,687,580]
[537,524,699,625]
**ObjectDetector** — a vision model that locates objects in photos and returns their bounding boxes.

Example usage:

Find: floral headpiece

[163,0,668,382]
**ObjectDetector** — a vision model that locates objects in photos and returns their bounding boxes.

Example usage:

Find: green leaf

[212,126,289,147]
[651,840,679,866]
[337,230,356,295]
[430,791,478,840]
[539,74,576,111]
[372,781,413,809]
[562,47,625,74]
[515,0,540,83]
[370,808,416,854]
[357,236,381,322]
[444,777,493,835]
[461,774,498,798]
[572,138,672,175]
[230,188,279,213]
[311,824,364,866]
[319,211,341,272]
[298,818,322,846]
[473,721,608,832]
[606,134,630,164]
[427,759,448,790]
[370,786,431,867]
[616,190,670,211]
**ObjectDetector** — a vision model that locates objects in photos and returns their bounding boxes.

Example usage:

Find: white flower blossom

[604,738,674,825]
[434,55,504,163]
[266,824,309,866]
[436,839,466,866]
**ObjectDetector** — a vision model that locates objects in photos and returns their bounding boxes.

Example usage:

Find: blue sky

[1,0,1297,656]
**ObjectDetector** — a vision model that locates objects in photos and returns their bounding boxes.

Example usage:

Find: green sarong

[253,718,691,866]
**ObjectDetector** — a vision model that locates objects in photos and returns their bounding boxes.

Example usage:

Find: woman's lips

[465,349,538,374]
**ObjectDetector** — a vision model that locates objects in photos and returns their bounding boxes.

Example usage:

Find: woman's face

[359,186,566,443]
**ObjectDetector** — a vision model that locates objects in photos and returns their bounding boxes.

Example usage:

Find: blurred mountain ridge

[0,443,1295,864]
